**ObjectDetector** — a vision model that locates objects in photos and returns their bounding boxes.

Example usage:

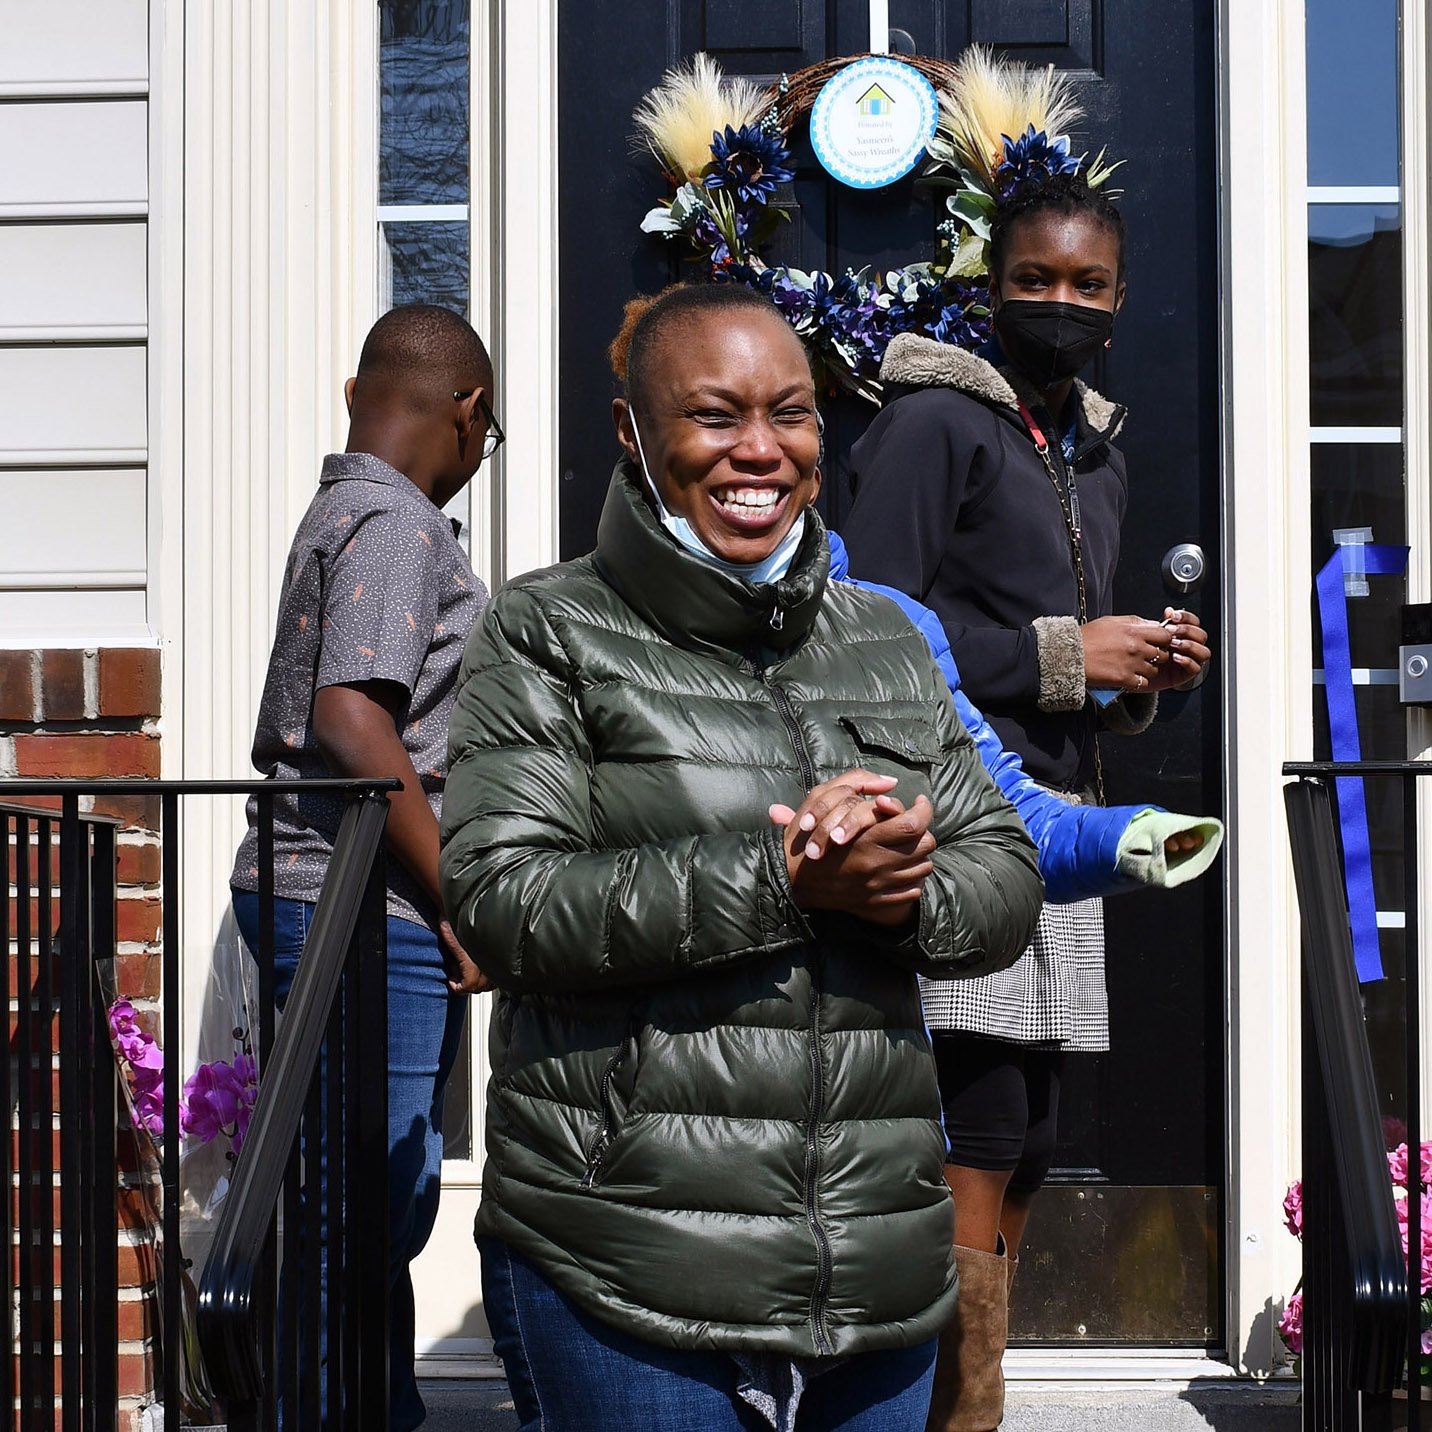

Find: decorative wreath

[633,48,1121,403]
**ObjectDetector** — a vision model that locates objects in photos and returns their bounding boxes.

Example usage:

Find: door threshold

[418,1344,1288,1387]
[417,1338,506,1380]
[1005,1347,1288,1383]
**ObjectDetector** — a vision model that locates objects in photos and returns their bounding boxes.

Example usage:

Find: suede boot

[925,1239,1010,1432]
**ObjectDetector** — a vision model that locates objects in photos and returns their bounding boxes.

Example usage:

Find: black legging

[932,1032,1065,1197]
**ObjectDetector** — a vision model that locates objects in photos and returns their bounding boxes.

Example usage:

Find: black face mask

[994,299,1114,388]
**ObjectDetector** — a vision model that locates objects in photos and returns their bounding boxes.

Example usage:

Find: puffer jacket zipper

[765,673,816,792]
[759,665,833,1353]
[804,956,834,1354]
[581,1038,630,1189]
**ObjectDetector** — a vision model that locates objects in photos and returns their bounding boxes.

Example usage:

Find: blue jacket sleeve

[865,578,1146,904]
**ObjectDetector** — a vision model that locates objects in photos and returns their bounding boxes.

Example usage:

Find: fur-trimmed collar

[880,332,1126,442]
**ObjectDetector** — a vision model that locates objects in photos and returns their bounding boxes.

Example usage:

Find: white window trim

[1402,0,1432,1110]
[1218,0,1311,1375]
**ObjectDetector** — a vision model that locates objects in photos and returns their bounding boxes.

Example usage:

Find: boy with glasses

[231,302,501,1431]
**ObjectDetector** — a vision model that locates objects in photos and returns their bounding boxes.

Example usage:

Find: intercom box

[1400,603,1432,706]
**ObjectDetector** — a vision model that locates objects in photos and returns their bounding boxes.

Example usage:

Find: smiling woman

[613,284,822,569]
[437,283,1045,1431]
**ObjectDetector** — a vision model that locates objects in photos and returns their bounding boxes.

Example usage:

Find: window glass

[380,221,471,311]
[380,0,470,206]
[1308,204,1402,428]
[1305,0,1399,187]
[378,0,474,1162]
[1305,0,1407,1129]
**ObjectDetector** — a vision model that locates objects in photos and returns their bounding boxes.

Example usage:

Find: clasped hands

[1081,607,1211,695]
[769,770,936,930]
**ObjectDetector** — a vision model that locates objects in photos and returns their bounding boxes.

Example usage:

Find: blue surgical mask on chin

[627,410,807,585]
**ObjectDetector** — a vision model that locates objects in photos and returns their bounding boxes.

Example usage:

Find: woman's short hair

[610,283,793,408]
[988,172,1127,283]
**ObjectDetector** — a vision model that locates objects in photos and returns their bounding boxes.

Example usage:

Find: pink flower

[109,1000,169,1139]
[109,1000,163,1071]
[1392,1187,1432,1293]
[1278,1292,1303,1355]
[180,1057,259,1152]
[1387,1140,1432,1193]
[1386,1116,1410,1151]
[132,1086,165,1139]
[1283,1180,1303,1239]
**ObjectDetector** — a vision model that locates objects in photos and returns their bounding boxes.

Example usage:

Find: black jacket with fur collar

[844,332,1154,793]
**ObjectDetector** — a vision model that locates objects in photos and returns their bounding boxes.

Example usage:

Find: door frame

[163,0,1316,1380]
[425,0,1311,1379]
[409,0,562,1372]
[1216,0,1310,1379]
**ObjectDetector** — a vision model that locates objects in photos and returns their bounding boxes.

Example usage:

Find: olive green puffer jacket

[440,463,1043,1360]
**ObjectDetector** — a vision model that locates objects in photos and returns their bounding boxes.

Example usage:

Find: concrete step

[1003,1382,1300,1430]
[418,1378,1302,1430]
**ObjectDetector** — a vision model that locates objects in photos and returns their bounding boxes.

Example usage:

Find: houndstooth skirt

[921,784,1110,1050]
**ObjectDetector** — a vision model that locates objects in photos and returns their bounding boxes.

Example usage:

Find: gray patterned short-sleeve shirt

[231,451,489,925]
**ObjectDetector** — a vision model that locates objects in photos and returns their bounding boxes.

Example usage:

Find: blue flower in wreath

[993,124,1081,201]
[704,124,796,207]
[769,275,815,324]
[693,208,748,266]
[929,290,990,348]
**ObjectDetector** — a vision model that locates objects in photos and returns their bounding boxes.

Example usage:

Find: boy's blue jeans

[232,891,466,1432]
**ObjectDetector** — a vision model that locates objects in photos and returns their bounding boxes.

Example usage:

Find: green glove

[1115,809,1225,889]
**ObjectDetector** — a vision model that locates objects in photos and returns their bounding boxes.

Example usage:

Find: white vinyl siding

[0,0,147,89]
[0,0,150,645]
[0,223,147,335]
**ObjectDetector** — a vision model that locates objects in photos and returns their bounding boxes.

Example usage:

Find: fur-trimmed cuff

[1100,691,1159,735]
[1032,616,1086,712]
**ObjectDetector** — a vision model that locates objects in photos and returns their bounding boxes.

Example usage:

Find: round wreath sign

[633,48,1120,402]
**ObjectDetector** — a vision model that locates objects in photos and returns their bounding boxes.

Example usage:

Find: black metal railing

[1285,761,1431,1432]
[4,796,120,1428]
[2,778,395,1431]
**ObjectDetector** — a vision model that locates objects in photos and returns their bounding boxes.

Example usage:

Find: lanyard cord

[1014,399,1105,804]
[1015,399,1087,619]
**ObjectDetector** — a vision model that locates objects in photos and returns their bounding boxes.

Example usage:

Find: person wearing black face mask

[843,172,1213,1432]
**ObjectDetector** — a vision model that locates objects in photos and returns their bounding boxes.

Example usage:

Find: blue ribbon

[1314,542,1410,982]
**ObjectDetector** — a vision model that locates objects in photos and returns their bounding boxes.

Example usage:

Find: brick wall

[2,648,162,1430]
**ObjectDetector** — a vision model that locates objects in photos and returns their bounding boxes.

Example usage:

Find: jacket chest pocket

[839,713,941,772]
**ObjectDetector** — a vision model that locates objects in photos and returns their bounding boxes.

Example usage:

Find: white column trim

[151,0,185,776]
[174,0,379,1058]
[1218,0,1310,1374]
[491,0,560,584]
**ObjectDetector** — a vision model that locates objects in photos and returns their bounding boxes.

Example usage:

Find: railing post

[1405,772,1424,1431]
[2,812,13,1424]
[1285,772,1410,1430]
[354,827,390,1428]
[35,817,56,1420]
[159,793,182,1422]
[17,814,35,1424]
[58,797,85,1431]
[88,822,118,1432]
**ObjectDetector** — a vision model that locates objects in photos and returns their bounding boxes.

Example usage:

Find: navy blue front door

[557,0,1223,1347]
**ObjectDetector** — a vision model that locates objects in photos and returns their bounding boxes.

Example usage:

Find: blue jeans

[232,892,466,1432]
[480,1238,938,1432]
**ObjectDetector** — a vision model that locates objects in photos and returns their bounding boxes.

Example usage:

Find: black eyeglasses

[454,390,505,460]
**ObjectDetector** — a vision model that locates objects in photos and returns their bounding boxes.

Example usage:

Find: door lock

[1162,543,1207,595]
